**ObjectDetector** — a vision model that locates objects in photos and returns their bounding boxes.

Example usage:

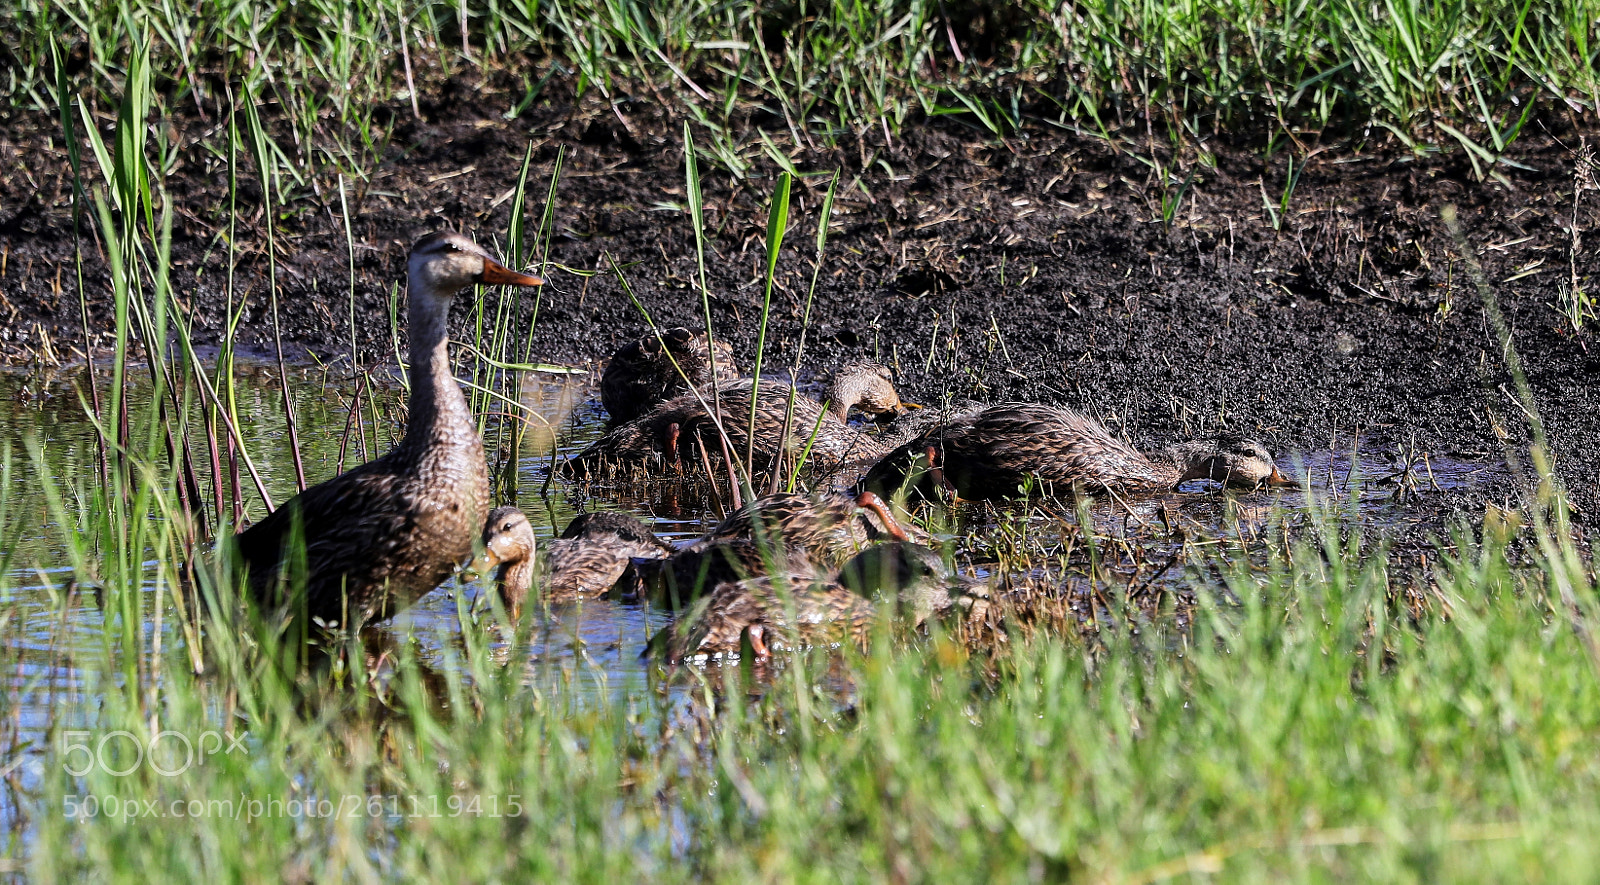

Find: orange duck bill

[480,258,544,287]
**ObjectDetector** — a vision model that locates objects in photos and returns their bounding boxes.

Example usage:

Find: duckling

[862,402,1288,501]
[546,510,676,597]
[698,490,914,567]
[235,232,542,628]
[482,506,537,616]
[614,539,820,610]
[481,506,674,617]
[565,360,913,477]
[647,541,987,662]
[600,326,739,425]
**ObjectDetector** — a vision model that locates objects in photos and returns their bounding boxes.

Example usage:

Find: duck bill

[480,258,543,287]
[1264,466,1292,487]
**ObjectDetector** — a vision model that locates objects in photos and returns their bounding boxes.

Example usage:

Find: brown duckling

[236,232,542,628]
[698,490,914,567]
[862,402,1288,502]
[547,510,676,597]
[482,506,538,616]
[482,506,675,617]
[647,541,986,662]
[565,360,913,477]
[600,326,738,425]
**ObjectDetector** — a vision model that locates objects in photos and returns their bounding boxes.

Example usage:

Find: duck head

[482,505,538,616]
[827,360,919,422]
[1168,435,1290,488]
[408,231,543,307]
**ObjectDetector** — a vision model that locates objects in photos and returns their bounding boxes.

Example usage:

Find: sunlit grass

[3,5,1599,879]
[7,0,1598,188]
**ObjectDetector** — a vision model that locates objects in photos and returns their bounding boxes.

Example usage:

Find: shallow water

[0,362,1506,829]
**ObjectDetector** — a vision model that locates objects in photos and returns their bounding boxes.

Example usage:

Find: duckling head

[827,360,919,422]
[559,511,674,557]
[482,505,538,615]
[408,231,542,308]
[1169,435,1289,488]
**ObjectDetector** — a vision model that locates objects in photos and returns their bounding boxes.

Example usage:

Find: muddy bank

[1,75,1596,517]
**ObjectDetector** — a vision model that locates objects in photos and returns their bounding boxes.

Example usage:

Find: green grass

[13,452,1600,880]
[3,9,1600,879]
[6,0,1598,184]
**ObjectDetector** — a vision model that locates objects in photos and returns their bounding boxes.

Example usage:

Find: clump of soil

[1,73,1597,517]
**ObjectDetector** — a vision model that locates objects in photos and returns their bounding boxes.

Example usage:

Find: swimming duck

[566,360,913,477]
[482,506,538,615]
[481,506,675,617]
[698,490,914,566]
[235,232,542,628]
[600,326,738,425]
[617,489,914,608]
[647,541,987,662]
[614,538,820,610]
[861,402,1288,501]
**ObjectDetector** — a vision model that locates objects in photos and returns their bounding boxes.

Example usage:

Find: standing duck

[600,326,738,424]
[647,541,988,662]
[235,232,542,628]
[565,360,913,477]
[481,506,676,617]
[862,403,1289,501]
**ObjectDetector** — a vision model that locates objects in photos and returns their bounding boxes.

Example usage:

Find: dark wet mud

[2,74,1597,521]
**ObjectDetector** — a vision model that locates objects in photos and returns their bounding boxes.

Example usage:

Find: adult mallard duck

[235,232,542,628]
[600,326,738,425]
[481,506,675,617]
[861,402,1289,501]
[647,541,988,662]
[565,360,913,477]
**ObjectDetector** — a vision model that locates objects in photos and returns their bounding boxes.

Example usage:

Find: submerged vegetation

[0,0,1596,881]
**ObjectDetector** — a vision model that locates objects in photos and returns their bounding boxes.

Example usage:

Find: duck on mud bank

[861,402,1288,502]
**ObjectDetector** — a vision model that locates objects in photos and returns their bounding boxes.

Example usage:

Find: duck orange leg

[662,422,682,473]
[745,624,771,660]
[925,446,962,502]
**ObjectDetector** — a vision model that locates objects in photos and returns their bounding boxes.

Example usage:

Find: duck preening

[862,402,1288,501]
[565,360,914,477]
[482,507,675,618]
[600,327,738,425]
[234,232,543,629]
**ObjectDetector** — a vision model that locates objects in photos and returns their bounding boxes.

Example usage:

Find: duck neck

[1146,441,1214,486]
[825,378,858,422]
[496,558,536,612]
[401,290,472,459]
